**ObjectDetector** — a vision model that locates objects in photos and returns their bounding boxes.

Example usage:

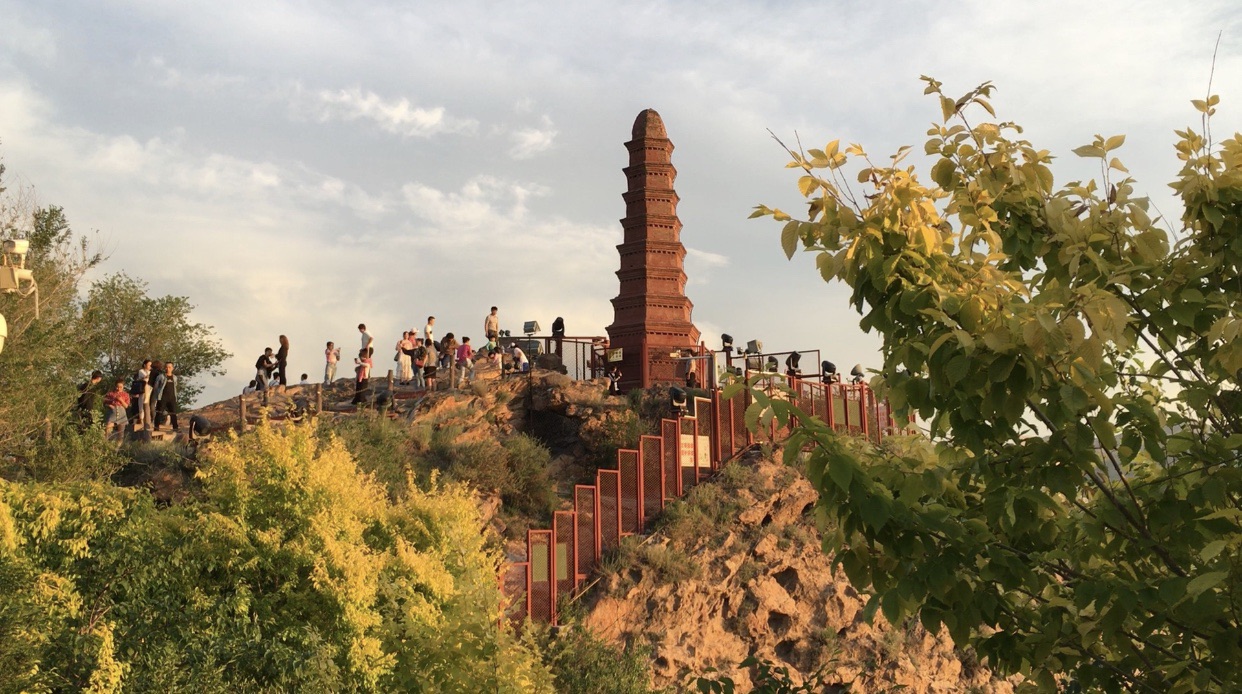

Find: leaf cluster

[754,79,1242,691]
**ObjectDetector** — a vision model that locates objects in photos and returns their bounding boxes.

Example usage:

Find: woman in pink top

[455,337,474,387]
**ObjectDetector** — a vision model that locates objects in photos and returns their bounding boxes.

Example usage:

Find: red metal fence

[502,374,899,626]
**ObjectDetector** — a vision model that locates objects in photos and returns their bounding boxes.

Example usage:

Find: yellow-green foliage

[0,424,553,693]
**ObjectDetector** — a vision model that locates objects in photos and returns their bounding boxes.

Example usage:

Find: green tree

[753,80,1242,691]
[0,423,554,692]
[0,171,104,459]
[79,272,230,407]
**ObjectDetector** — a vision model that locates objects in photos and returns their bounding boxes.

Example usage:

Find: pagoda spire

[605,109,702,391]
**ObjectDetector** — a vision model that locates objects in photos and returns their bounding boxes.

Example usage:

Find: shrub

[501,434,558,522]
[2,423,126,483]
[582,409,647,475]
[639,543,700,585]
[419,430,558,526]
[321,411,424,498]
[545,627,660,694]
[653,474,746,549]
[0,425,555,692]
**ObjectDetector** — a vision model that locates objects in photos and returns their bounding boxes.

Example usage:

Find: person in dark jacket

[77,370,104,428]
[276,335,290,388]
[154,362,179,431]
[254,348,275,391]
[146,361,164,431]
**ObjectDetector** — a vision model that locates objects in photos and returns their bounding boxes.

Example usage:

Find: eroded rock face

[583,454,1018,693]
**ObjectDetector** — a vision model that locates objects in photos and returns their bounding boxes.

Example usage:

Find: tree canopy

[0,153,230,474]
[80,272,230,406]
[0,424,552,692]
[755,79,1242,691]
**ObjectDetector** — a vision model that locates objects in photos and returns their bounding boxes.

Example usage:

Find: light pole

[0,238,38,354]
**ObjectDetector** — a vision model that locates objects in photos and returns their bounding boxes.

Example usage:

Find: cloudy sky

[0,0,1238,405]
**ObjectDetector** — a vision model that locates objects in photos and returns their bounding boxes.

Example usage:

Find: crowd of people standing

[76,359,181,440]
[248,307,521,407]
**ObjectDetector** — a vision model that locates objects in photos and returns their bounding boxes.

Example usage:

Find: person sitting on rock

[511,344,530,373]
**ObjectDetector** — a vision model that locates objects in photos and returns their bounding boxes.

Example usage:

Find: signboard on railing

[679,434,711,469]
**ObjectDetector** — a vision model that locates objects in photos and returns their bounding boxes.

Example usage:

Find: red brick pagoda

[606,109,702,391]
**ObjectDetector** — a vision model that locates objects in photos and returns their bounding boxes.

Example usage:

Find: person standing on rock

[441,332,458,384]
[103,379,131,441]
[156,362,179,432]
[456,337,475,387]
[324,341,340,385]
[255,348,276,392]
[129,359,150,428]
[411,338,427,390]
[77,370,104,429]
[276,335,290,388]
[484,307,499,342]
[424,316,437,365]
[397,331,414,385]
[352,348,372,405]
[147,362,164,431]
[359,323,374,359]
[423,356,438,392]
[440,332,456,369]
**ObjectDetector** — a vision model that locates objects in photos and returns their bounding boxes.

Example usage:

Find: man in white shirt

[358,323,374,357]
[424,316,437,364]
[511,344,530,372]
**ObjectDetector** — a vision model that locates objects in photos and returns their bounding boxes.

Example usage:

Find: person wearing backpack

[129,360,150,428]
[412,338,427,390]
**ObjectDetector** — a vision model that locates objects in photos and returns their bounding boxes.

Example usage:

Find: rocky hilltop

[180,368,1016,692]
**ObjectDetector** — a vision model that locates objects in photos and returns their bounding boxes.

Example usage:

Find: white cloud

[2,0,1240,409]
[509,115,558,159]
[140,56,247,94]
[298,86,478,138]
[685,247,729,268]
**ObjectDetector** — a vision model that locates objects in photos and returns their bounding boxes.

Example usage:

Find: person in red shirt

[103,379,131,441]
